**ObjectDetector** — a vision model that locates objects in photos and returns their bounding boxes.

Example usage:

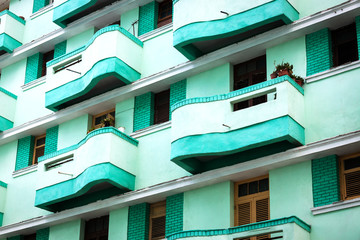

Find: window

[33,134,46,165]
[92,109,115,129]
[84,215,109,240]
[233,56,267,111]
[234,176,269,240]
[149,201,166,240]
[332,23,358,67]
[157,0,172,28]
[154,89,170,125]
[23,233,36,240]
[41,50,54,77]
[340,153,360,200]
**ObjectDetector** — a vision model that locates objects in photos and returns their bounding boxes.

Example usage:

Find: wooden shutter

[340,154,360,200]
[344,169,360,199]
[255,197,269,222]
[236,201,251,226]
[150,201,166,240]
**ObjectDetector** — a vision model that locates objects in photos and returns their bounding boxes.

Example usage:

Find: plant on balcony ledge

[290,74,304,87]
[271,61,304,87]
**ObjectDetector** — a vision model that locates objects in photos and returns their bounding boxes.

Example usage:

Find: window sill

[130,121,171,138]
[12,164,37,178]
[30,3,55,19]
[21,76,46,91]
[306,60,360,84]
[311,197,360,215]
[138,23,173,42]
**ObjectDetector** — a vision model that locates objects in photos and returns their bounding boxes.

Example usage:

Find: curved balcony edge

[45,57,141,111]
[35,162,136,212]
[173,0,299,60]
[38,127,138,162]
[166,216,310,240]
[170,116,305,174]
[0,116,13,132]
[0,33,22,54]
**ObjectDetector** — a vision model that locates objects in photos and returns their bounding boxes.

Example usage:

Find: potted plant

[275,61,293,77]
[101,117,114,127]
[290,74,304,87]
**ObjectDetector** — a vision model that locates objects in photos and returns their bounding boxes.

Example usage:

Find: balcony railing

[170,76,305,173]
[172,0,299,60]
[0,87,17,132]
[166,216,311,240]
[35,127,138,212]
[0,10,25,54]
[45,25,143,111]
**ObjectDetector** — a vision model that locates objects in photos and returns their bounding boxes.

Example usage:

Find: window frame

[84,215,109,240]
[149,201,166,240]
[339,153,360,201]
[41,49,54,77]
[92,109,115,130]
[157,0,172,28]
[32,134,46,165]
[153,89,170,125]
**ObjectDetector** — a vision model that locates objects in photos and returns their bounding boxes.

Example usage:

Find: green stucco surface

[173,0,299,59]
[109,207,128,240]
[0,116,13,132]
[121,8,139,38]
[0,59,26,96]
[49,219,83,240]
[45,57,141,111]
[66,28,95,53]
[35,162,136,210]
[171,116,304,173]
[184,181,233,230]
[116,98,135,136]
[57,114,90,150]
[0,33,22,54]
[0,10,26,25]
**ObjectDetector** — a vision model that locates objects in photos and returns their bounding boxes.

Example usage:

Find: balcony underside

[45,57,140,111]
[0,116,13,132]
[53,0,118,28]
[35,163,135,212]
[171,116,304,174]
[0,33,21,55]
[173,0,299,60]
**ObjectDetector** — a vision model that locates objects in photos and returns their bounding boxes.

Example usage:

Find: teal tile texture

[25,53,43,84]
[133,92,154,132]
[15,136,35,171]
[54,41,67,58]
[166,193,184,235]
[44,126,58,156]
[139,1,158,36]
[169,80,186,119]
[128,203,150,240]
[36,228,49,240]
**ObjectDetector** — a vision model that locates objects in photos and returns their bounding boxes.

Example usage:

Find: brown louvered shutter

[344,170,360,198]
[341,155,360,200]
[237,201,251,226]
[150,201,166,240]
[255,197,269,222]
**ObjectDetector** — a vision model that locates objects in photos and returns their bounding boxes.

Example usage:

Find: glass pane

[36,136,46,146]
[249,181,258,195]
[344,156,360,170]
[34,146,45,163]
[259,178,269,192]
[238,183,248,197]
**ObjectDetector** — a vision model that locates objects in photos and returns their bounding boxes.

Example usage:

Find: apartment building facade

[0,0,360,239]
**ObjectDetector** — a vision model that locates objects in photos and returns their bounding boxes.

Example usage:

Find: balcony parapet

[0,10,25,54]
[45,25,143,111]
[170,76,305,173]
[166,216,311,240]
[173,0,299,60]
[0,87,17,132]
[35,127,138,212]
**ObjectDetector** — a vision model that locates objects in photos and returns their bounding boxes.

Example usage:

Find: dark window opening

[154,89,170,125]
[238,178,269,198]
[149,201,166,240]
[84,215,109,240]
[332,23,358,67]
[233,56,267,111]
[24,233,36,240]
[41,50,54,77]
[157,0,172,28]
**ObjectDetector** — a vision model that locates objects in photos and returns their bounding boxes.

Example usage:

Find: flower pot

[295,79,304,87]
[270,72,277,79]
[278,69,292,77]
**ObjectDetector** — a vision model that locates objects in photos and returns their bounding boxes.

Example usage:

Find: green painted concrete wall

[49,219,83,240]
[186,63,231,98]
[109,207,128,240]
[290,0,347,19]
[183,181,233,230]
[0,59,27,96]
[57,114,90,150]
[135,128,190,189]
[66,28,96,53]
[121,8,139,38]
[270,161,313,223]
[116,98,134,136]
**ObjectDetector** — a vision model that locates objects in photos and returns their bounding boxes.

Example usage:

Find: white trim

[12,164,38,178]
[311,198,360,215]
[138,23,173,42]
[21,76,46,91]
[130,121,171,138]
[1,130,360,237]
[30,3,55,19]
[306,60,360,84]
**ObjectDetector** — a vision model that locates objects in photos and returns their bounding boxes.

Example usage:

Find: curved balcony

[171,76,305,174]
[53,0,118,28]
[167,216,311,240]
[35,127,138,212]
[173,0,299,60]
[0,87,17,132]
[0,10,25,55]
[45,25,143,111]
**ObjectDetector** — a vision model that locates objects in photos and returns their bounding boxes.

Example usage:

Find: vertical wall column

[127,203,150,240]
[44,126,58,156]
[15,136,35,171]
[166,193,184,236]
[54,41,67,59]
[312,155,340,207]
[25,53,43,84]
[306,28,332,76]
[169,80,186,120]
[138,1,159,36]
[133,92,154,132]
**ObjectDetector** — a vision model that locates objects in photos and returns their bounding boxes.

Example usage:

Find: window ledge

[12,164,38,178]
[138,23,173,42]
[30,3,55,19]
[311,197,360,215]
[306,60,360,84]
[130,121,171,138]
[21,76,46,91]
